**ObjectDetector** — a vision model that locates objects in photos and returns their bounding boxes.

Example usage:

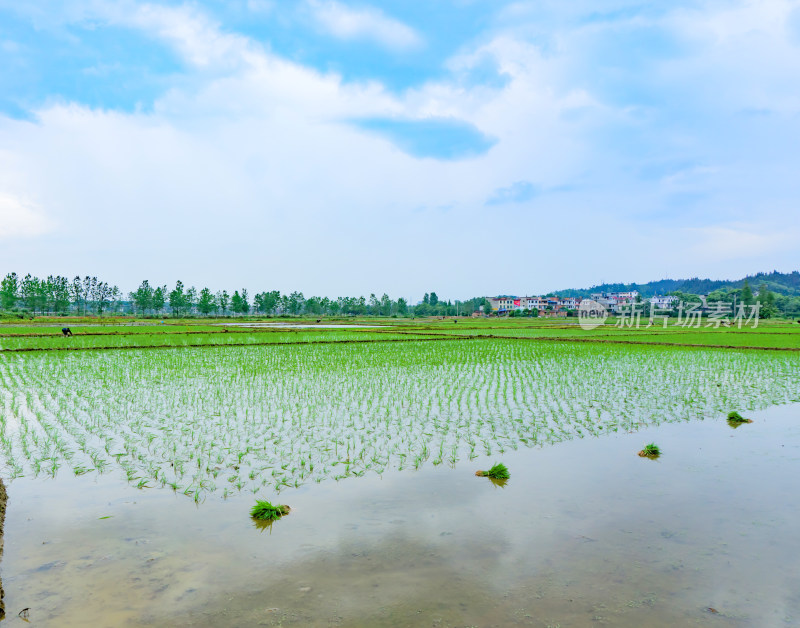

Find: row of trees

[127,281,254,317]
[0,272,490,318]
[0,273,120,316]
[672,280,788,318]
[8,270,788,319]
[130,281,485,317]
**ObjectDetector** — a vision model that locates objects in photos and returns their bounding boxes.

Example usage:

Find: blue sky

[1,0,799,300]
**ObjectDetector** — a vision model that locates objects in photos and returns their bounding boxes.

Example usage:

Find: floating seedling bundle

[251,500,290,521]
[638,443,661,458]
[475,462,510,479]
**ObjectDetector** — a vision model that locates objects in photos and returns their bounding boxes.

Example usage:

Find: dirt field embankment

[0,478,6,619]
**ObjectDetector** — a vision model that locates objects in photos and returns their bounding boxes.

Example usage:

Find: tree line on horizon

[2,271,797,318]
[0,273,491,318]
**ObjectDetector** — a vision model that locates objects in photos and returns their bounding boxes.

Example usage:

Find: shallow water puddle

[2,403,799,626]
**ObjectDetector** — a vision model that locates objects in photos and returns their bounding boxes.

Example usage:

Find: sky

[1,0,799,301]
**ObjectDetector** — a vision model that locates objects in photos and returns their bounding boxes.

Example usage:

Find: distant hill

[554,270,800,298]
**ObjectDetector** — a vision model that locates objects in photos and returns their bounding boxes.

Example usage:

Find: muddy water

[1,403,799,627]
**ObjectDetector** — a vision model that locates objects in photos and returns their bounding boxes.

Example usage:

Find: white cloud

[305,0,422,50]
[662,0,800,114]
[686,225,800,263]
[1,39,20,53]
[246,0,275,13]
[101,3,259,71]
[1,1,799,294]
[0,194,54,238]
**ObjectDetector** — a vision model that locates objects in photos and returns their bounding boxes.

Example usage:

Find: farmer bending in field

[61,327,73,337]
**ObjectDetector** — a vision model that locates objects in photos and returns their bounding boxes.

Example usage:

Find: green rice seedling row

[409,326,800,349]
[0,330,437,352]
[1,339,798,498]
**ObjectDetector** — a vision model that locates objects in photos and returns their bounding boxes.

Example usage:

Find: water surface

[2,403,798,626]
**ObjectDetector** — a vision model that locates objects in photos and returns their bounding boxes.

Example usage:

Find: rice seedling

[0,337,797,499]
[0,329,437,352]
[475,462,510,479]
[638,443,661,458]
[727,411,753,424]
[250,500,290,521]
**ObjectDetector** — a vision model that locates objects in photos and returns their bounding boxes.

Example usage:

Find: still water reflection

[2,403,798,626]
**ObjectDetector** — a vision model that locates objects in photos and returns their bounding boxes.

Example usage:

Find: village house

[486,294,583,314]
[589,291,640,313]
[650,295,678,309]
[487,292,679,316]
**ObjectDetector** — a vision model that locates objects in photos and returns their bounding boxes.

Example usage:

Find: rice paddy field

[1,317,799,626]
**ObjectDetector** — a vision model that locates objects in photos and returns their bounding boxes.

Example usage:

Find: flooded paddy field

[0,324,799,626]
[3,403,799,627]
[213,323,383,329]
[0,330,433,352]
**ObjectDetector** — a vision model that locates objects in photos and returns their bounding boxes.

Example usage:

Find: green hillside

[556,270,800,298]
